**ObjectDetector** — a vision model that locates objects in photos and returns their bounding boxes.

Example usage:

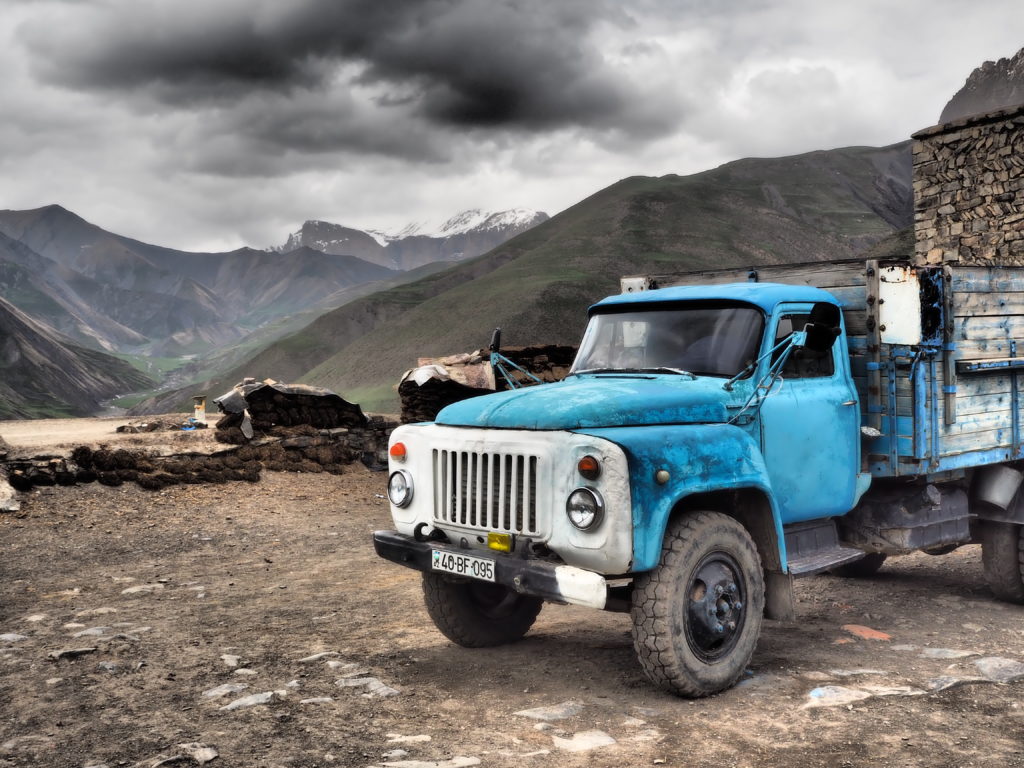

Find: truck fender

[577,424,789,586]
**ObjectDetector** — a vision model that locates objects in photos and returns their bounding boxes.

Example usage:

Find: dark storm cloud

[22,0,665,134]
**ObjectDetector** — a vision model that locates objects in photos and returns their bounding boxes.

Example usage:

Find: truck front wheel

[631,511,765,697]
[422,573,543,647]
[981,521,1024,603]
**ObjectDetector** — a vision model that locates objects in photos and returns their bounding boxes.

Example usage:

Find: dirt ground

[2,467,1024,768]
[0,416,219,456]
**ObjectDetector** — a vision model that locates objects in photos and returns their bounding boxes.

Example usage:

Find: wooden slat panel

[951,267,1024,294]
[954,293,1024,317]
[647,260,867,291]
[953,315,1024,342]
[956,340,1024,358]
[939,408,1019,435]
[940,429,1015,456]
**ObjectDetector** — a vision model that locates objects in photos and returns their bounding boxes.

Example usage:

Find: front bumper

[373,530,609,610]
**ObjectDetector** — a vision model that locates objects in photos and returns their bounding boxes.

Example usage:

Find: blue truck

[373,256,1024,696]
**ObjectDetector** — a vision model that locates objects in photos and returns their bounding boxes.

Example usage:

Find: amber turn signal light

[577,455,601,480]
[389,442,407,461]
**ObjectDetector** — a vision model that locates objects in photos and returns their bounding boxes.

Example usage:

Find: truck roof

[592,282,841,314]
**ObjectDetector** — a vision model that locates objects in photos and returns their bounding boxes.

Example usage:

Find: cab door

[758,304,860,522]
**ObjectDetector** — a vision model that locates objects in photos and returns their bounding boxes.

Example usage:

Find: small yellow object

[487,532,512,552]
[655,469,670,485]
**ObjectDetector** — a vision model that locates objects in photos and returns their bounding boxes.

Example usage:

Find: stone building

[912,103,1024,266]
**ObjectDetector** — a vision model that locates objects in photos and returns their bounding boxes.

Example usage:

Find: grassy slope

[141,142,913,413]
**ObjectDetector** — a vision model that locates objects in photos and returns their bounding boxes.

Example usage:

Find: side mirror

[801,302,842,353]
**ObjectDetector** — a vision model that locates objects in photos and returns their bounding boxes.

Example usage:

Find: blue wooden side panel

[867,265,1024,476]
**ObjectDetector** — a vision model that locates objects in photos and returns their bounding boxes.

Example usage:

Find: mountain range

[0,205,548,417]
[135,140,914,415]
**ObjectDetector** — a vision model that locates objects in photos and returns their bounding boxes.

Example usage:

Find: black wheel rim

[684,550,746,663]
[466,582,522,620]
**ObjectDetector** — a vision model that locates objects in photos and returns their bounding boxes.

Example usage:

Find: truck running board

[784,519,866,577]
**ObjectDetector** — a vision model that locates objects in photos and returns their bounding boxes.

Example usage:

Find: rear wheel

[831,552,887,578]
[631,511,765,697]
[980,521,1024,603]
[422,573,543,647]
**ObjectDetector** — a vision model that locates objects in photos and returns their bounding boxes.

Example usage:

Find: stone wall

[912,104,1024,266]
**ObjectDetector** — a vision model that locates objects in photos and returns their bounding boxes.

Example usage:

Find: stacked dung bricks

[398,344,578,423]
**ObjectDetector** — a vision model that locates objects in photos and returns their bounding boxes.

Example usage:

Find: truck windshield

[571,302,764,378]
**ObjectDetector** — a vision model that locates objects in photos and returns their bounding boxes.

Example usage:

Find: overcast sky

[0,0,1020,252]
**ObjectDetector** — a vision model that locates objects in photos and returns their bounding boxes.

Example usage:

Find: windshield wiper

[571,367,642,375]
[571,367,696,379]
[637,367,697,379]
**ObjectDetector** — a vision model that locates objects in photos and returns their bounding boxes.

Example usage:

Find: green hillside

[137,141,913,414]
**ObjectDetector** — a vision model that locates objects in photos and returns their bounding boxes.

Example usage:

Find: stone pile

[913,104,1024,266]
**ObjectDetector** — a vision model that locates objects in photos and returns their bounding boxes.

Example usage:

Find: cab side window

[774,314,834,378]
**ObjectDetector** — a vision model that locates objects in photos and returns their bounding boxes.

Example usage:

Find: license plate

[431,549,495,582]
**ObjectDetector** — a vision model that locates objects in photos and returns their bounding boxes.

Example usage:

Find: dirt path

[2,468,1024,767]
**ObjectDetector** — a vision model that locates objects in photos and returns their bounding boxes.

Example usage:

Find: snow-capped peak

[395,208,544,239]
[274,208,547,254]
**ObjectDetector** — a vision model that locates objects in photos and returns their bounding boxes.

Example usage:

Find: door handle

[841,400,857,406]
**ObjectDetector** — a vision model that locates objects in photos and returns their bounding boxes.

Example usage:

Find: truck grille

[432,449,541,535]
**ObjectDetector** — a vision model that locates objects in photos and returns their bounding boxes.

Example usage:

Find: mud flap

[764,571,795,621]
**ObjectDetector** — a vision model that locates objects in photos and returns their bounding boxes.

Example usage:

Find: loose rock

[72,627,110,638]
[298,651,339,663]
[921,648,979,659]
[176,742,219,764]
[551,730,616,752]
[219,691,275,711]
[926,676,992,692]
[121,584,164,595]
[975,656,1024,683]
[47,647,98,661]
[802,685,873,709]
[513,701,584,721]
[385,734,432,744]
[201,683,249,699]
[337,676,399,697]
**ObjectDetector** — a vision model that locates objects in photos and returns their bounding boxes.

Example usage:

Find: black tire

[422,573,543,647]
[981,521,1024,603]
[831,552,887,578]
[631,511,765,697]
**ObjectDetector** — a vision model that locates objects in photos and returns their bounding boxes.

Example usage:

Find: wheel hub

[686,553,745,661]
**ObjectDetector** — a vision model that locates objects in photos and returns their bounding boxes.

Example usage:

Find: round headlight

[566,487,604,530]
[387,470,414,508]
